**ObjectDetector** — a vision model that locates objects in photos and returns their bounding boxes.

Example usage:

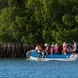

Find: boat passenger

[70,41,77,53]
[44,43,50,56]
[70,45,74,53]
[50,45,54,54]
[66,45,71,54]
[73,41,77,53]
[36,44,44,61]
[62,42,67,55]
[26,44,44,59]
[54,44,59,55]
[35,44,40,53]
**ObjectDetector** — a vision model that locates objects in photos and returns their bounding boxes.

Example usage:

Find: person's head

[51,44,54,47]
[36,43,40,47]
[44,43,49,47]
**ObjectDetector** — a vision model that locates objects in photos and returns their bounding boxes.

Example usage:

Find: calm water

[0,59,78,78]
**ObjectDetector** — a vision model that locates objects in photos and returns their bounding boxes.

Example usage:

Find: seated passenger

[44,43,50,56]
[35,44,40,53]
[62,42,67,55]
[70,45,74,53]
[70,41,77,53]
[54,44,59,55]
[50,45,54,55]
[66,45,71,54]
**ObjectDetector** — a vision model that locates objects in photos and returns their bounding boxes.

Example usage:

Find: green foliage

[62,14,74,29]
[0,0,78,44]
[75,15,78,23]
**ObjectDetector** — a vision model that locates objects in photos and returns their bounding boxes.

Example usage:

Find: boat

[26,51,78,61]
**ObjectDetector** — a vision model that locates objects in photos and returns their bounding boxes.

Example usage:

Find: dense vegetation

[0,0,78,44]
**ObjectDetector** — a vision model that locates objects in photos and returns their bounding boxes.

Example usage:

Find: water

[0,59,78,78]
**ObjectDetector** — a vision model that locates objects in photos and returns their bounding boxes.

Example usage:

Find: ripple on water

[0,59,78,78]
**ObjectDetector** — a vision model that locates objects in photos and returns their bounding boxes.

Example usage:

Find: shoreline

[0,43,35,58]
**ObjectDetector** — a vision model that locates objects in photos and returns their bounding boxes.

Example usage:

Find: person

[50,45,54,54]
[35,44,44,61]
[54,44,59,55]
[26,44,42,59]
[35,44,40,53]
[70,41,77,53]
[44,43,50,56]
[70,44,74,53]
[73,41,77,53]
[66,45,71,54]
[62,42,67,55]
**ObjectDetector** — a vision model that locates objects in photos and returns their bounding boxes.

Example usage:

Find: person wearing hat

[62,42,67,55]
[54,44,59,55]
[50,45,54,54]
[44,43,50,56]
[71,41,77,53]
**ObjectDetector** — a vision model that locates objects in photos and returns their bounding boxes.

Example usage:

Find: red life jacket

[50,47,53,54]
[54,46,59,52]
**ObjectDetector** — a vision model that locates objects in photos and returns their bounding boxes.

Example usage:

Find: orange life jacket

[62,46,67,54]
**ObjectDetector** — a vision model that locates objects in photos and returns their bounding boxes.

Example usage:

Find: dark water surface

[0,59,78,78]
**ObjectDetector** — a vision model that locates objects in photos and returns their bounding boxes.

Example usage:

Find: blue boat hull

[26,51,78,61]
[30,52,70,58]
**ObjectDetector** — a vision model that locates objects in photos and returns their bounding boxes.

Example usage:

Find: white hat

[51,45,54,47]
[63,42,66,46]
[44,43,48,46]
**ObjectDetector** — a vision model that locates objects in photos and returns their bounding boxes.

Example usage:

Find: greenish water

[0,59,78,78]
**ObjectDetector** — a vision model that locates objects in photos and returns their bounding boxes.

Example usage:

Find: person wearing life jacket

[54,44,59,55]
[62,42,67,55]
[50,45,54,55]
